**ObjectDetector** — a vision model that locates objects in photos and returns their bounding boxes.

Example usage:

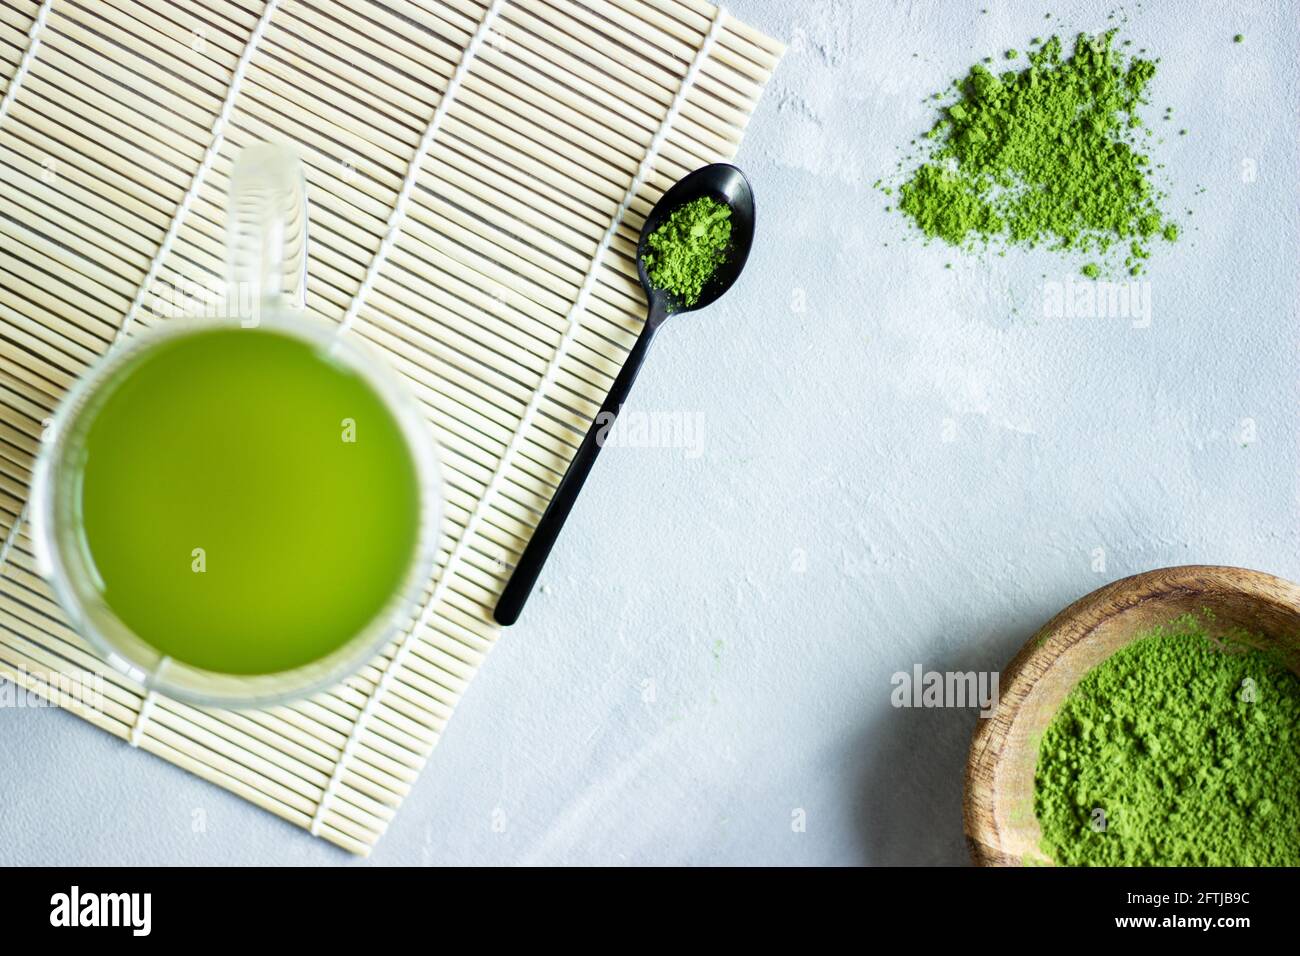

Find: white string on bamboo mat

[335,0,507,339]
[0,482,25,574]
[308,0,509,835]
[116,0,280,743]
[309,3,729,837]
[117,0,281,343]
[0,2,279,737]
[129,689,160,748]
[0,0,53,128]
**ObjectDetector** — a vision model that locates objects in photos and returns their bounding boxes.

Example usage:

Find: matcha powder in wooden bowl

[884,31,1180,276]
[1034,616,1300,866]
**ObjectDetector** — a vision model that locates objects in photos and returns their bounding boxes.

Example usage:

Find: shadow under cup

[30,313,443,708]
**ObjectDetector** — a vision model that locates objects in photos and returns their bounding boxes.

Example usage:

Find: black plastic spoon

[493,163,756,626]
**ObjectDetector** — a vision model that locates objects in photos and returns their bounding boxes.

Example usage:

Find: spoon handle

[493,305,665,625]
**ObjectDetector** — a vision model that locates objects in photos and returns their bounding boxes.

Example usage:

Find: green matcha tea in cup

[31,143,442,707]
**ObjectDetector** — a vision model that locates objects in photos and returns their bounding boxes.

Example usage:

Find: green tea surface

[76,327,420,675]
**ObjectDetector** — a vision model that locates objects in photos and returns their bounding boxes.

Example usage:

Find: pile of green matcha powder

[641,196,731,307]
[1035,617,1300,866]
[889,31,1178,275]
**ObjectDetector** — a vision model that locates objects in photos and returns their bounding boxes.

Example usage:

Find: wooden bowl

[964,565,1300,866]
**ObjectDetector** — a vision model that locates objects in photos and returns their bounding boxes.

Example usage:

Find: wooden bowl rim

[963,564,1300,866]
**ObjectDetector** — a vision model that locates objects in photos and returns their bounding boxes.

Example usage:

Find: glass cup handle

[226,142,308,326]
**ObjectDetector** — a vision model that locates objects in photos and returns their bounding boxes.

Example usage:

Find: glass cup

[30,143,442,707]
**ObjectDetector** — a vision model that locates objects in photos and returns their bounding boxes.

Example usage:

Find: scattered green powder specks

[641,196,732,308]
[887,32,1179,275]
[1035,616,1300,866]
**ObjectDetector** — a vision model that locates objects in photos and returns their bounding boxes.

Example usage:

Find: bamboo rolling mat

[0,0,782,854]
